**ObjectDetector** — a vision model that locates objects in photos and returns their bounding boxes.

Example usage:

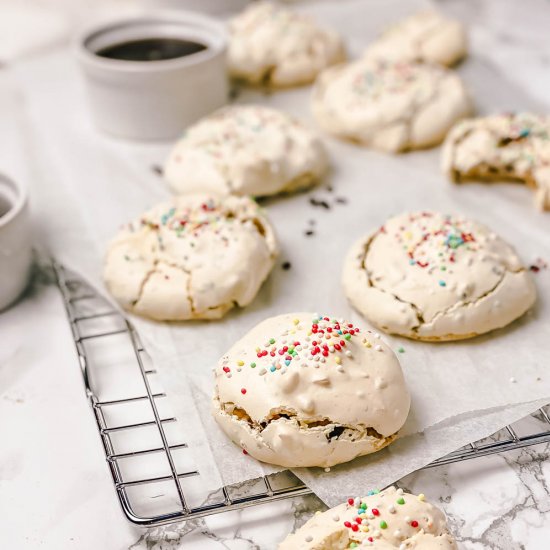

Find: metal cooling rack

[54,263,550,527]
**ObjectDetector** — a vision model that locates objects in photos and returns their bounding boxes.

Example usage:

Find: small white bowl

[0,174,32,311]
[76,11,228,140]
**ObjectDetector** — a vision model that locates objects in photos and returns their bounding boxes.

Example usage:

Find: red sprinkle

[372,508,380,516]
[347,499,354,506]
[351,524,359,532]
[242,449,248,455]
[241,388,247,395]
[344,521,352,528]
[411,520,419,528]
[222,366,230,373]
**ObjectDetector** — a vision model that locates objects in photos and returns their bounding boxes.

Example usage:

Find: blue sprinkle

[439,280,446,287]
[270,365,276,372]
[285,360,291,366]
[409,259,416,265]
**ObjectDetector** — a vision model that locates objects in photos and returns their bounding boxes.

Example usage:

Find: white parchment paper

[11,0,550,507]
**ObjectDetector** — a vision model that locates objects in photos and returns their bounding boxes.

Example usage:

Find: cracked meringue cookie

[442,113,550,211]
[212,313,410,468]
[364,11,467,67]
[279,486,458,550]
[343,212,536,341]
[228,2,346,87]
[311,57,472,153]
[103,194,278,321]
[164,105,328,197]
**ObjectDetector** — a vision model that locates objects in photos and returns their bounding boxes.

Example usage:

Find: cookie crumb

[310,197,331,210]
[152,165,163,176]
[305,229,315,237]
[282,261,292,270]
[335,197,348,204]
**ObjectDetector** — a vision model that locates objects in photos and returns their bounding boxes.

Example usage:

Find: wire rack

[54,263,550,527]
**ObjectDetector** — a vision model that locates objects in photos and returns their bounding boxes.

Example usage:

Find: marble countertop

[2,0,550,548]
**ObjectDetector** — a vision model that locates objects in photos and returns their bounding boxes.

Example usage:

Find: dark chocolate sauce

[96,38,207,62]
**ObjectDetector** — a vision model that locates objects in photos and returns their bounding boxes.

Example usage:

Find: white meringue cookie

[442,112,550,211]
[212,313,410,468]
[342,211,536,341]
[279,487,457,550]
[103,194,278,321]
[365,11,467,67]
[164,105,328,197]
[312,57,472,153]
[228,2,346,88]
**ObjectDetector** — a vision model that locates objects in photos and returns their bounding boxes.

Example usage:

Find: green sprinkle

[349,544,357,549]
[441,266,447,271]
[344,334,352,341]
[250,362,256,368]
[397,346,405,353]
[380,520,388,529]
[269,338,275,344]
[397,497,405,505]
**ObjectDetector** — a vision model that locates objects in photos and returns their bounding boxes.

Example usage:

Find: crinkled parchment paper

[9,0,550,506]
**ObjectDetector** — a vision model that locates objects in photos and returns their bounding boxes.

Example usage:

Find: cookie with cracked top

[442,113,550,211]
[103,194,278,321]
[228,2,346,88]
[164,105,328,198]
[312,57,472,153]
[365,10,467,67]
[342,211,536,341]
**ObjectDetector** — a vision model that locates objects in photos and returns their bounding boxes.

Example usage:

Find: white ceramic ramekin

[0,174,32,311]
[76,11,228,140]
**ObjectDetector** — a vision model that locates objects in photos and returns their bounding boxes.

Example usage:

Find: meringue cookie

[343,211,536,341]
[228,2,346,87]
[212,313,410,468]
[279,486,458,549]
[103,194,278,321]
[164,105,328,197]
[312,57,472,153]
[442,112,550,211]
[365,11,467,67]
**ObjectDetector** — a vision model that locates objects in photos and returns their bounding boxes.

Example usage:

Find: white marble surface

[2,0,550,548]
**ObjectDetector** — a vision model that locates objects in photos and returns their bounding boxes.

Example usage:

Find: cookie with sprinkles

[342,211,536,341]
[103,194,278,321]
[442,113,550,211]
[279,486,458,549]
[364,11,467,67]
[228,2,346,88]
[164,105,328,197]
[212,312,410,468]
[311,56,472,153]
